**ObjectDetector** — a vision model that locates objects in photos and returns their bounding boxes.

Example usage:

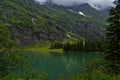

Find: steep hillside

[66,3,108,25]
[0,0,107,45]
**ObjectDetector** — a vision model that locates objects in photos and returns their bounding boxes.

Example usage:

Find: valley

[0,0,120,80]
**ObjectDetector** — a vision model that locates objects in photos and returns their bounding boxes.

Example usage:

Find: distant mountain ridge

[101,7,110,16]
[66,3,108,23]
[0,0,108,45]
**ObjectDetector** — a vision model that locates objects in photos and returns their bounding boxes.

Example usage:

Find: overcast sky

[35,0,114,10]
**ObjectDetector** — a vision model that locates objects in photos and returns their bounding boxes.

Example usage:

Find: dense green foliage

[63,40,104,52]
[3,73,120,80]
[50,40,104,52]
[0,22,24,78]
[50,42,63,49]
[0,0,108,45]
[105,0,120,74]
[0,22,14,51]
[60,72,120,80]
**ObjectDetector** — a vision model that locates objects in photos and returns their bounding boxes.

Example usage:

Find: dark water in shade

[12,51,102,80]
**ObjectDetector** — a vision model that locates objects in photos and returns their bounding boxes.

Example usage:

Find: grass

[12,47,63,54]
[11,41,63,54]
[23,47,63,53]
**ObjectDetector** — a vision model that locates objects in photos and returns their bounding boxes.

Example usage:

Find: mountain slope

[0,0,107,45]
[66,3,108,25]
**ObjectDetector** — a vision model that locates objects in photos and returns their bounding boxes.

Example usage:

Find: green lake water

[12,51,102,80]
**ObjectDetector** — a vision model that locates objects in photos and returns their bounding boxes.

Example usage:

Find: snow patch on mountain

[78,11,87,17]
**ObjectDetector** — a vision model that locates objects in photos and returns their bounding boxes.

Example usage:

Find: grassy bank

[12,47,63,54]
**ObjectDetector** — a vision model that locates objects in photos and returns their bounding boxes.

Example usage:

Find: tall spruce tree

[105,0,120,74]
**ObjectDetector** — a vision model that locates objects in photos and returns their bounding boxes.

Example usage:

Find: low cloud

[35,0,114,10]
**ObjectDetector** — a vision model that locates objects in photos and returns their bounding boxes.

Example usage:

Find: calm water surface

[13,51,102,80]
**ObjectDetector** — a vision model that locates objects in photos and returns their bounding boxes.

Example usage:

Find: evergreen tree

[105,0,120,74]
[63,42,71,52]
[62,40,103,52]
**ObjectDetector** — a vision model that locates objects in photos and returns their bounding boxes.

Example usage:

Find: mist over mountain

[35,0,114,10]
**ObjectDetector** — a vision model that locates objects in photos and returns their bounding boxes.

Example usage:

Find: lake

[12,51,102,80]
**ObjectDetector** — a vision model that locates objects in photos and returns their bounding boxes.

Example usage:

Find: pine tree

[105,0,120,74]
